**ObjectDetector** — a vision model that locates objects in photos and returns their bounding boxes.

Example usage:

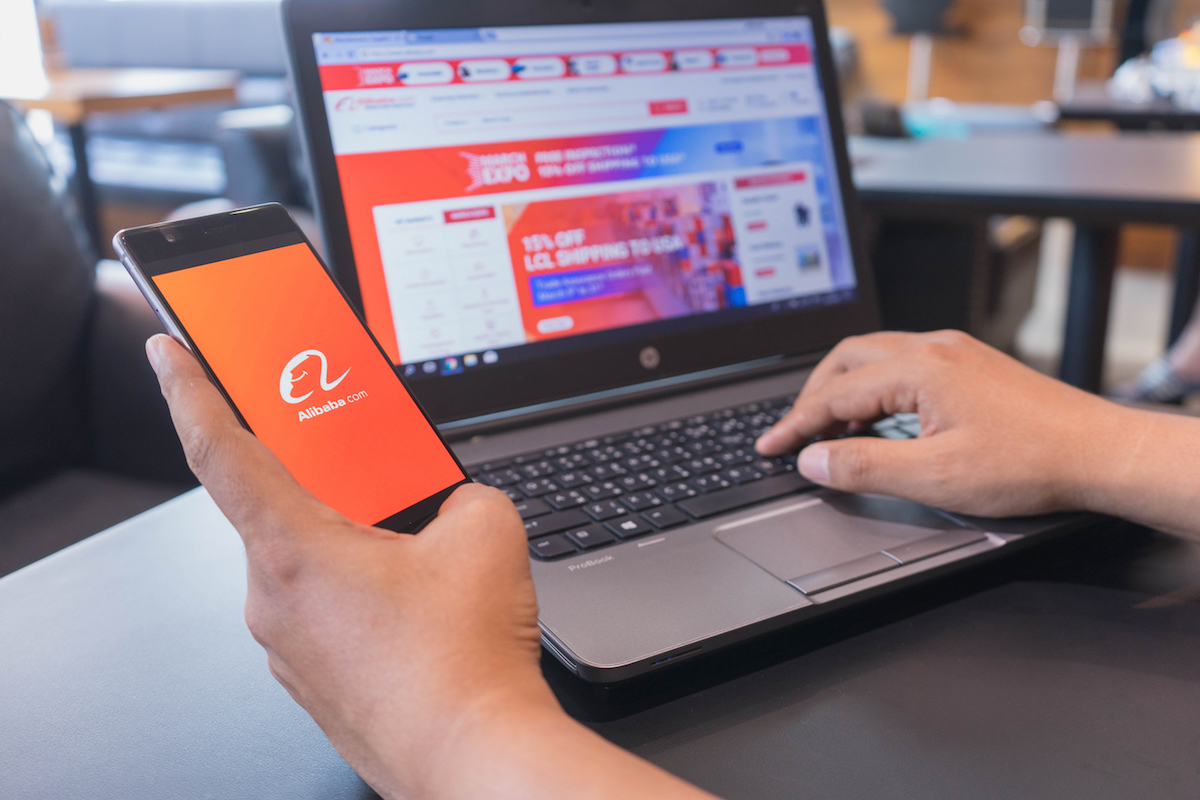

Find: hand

[146,334,714,800]
[755,330,1126,518]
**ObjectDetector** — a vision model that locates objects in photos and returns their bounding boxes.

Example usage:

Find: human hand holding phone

[115,204,468,532]
[148,333,716,800]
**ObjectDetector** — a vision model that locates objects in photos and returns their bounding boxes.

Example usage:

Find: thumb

[798,436,938,499]
[146,334,341,547]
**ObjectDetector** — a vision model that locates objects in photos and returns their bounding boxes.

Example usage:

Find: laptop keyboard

[469,396,923,561]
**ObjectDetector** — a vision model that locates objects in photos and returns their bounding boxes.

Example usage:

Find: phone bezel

[114,203,472,534]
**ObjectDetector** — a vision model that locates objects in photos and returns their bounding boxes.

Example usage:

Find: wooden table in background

[11,68,239,254]
[853,132,1200,393]
[1058,80,1200,131]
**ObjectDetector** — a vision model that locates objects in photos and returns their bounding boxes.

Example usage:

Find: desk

[852,133,1200,392]
[4,488,1200,798]
[1058,80,1200,130]
[11,68,239,254]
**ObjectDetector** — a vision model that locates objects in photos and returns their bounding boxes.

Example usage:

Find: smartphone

[113,203,471,533]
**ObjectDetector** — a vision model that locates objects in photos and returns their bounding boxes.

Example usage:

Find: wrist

[410,669,567,800]
[1061,401,1156,516]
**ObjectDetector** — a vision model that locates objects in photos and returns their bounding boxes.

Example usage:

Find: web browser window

[313,18,857,379]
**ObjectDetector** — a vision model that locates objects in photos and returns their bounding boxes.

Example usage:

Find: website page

[314,18,857,375]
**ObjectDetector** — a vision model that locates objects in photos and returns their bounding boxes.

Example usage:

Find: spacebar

[677,473,816,519]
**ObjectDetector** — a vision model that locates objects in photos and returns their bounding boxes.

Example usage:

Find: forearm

[416,698,716,800]
[1074,405,1200,539]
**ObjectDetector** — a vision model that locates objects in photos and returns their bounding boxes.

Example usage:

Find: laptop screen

[310,17,858,383]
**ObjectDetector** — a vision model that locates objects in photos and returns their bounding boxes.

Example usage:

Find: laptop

[280,0,1080,682]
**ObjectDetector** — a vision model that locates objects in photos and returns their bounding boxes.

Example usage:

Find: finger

[801,331,922,398]
[146,334,339,547]
[797,435,947,501]
[425,484,524,545]
[757,358,919,455]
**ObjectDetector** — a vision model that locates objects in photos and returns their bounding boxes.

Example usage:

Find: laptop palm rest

[715,492,976,592]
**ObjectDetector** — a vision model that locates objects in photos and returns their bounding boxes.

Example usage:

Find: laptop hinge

[439,351,824,442]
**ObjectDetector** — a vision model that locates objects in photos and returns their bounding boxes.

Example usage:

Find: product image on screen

[151,242,465,526]
[312,17,860,377]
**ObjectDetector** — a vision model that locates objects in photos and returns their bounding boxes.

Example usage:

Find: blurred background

[4,0,1200,576]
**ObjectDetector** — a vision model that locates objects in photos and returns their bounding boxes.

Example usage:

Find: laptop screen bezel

[282,0,880,425]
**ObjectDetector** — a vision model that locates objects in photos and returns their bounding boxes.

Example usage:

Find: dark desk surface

[851,132,1200,223]
[1057,80,1200,129]
[5,490,1200,799]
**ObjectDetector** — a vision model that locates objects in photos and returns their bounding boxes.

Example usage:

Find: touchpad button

[714,492,967,582]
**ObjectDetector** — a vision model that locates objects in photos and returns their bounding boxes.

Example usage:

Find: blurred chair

[0,100,195,579]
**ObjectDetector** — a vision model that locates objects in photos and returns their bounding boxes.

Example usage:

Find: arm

[146,334,716,800]
[756,330,1200,540]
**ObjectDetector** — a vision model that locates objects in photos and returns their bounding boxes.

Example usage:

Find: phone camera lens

[163,232,176,243]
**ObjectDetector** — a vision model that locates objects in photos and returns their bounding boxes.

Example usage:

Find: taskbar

[397,286,858,382]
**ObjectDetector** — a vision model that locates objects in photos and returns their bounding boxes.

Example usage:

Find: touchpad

[715,492,968,582]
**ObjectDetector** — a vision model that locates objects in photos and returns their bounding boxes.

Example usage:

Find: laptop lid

[282,0,879,425]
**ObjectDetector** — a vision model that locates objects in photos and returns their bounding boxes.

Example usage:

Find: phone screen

[149,239,467,528]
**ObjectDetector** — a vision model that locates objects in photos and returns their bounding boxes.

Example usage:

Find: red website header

[318,44,811,91]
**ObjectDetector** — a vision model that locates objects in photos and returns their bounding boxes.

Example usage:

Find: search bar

[433,99,686,134]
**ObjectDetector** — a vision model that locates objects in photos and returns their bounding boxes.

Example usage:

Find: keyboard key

[564,524,616,550]
[689,474,731,493]
[590,463,628,480]
[583,500,628,521]
[518,478,560,497]
[754,458,793,476]
[481,469,521,487]
[512,497,552,519]
[582,481,623,500]
[501,488,524,503]
[721,466,764,485]
[656,482,698,502]
[523,509,590,538]
[553,470,592,489]
[554,453,591,470]
[520,461,558,478]
[546,490,588,510]
[481,459,512,471]
[621,491,663,511]
[656,446,693,463]
[643,505,689,529]
[677,473,816,519]
[684,457,720,475]
[717,449,756,466]
[617,473,656,492]
[622,454,660,471]
[605,515,655,540]
[529,535,577,560]
[650,464,690,482]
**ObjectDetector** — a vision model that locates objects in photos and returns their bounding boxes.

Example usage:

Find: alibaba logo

[279,349,351,404]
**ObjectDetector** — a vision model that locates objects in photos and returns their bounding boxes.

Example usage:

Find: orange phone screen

[153,242,465,525]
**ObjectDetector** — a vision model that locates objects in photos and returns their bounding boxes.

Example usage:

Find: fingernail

[146,336,163,374]
[798,444,831,484]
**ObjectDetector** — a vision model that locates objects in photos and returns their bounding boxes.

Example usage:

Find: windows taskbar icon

[405,350,498,378]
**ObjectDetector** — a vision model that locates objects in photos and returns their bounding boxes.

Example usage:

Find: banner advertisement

[502,182,744,342]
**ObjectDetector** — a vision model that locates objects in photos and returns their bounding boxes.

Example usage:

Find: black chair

[0,101,195,579]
